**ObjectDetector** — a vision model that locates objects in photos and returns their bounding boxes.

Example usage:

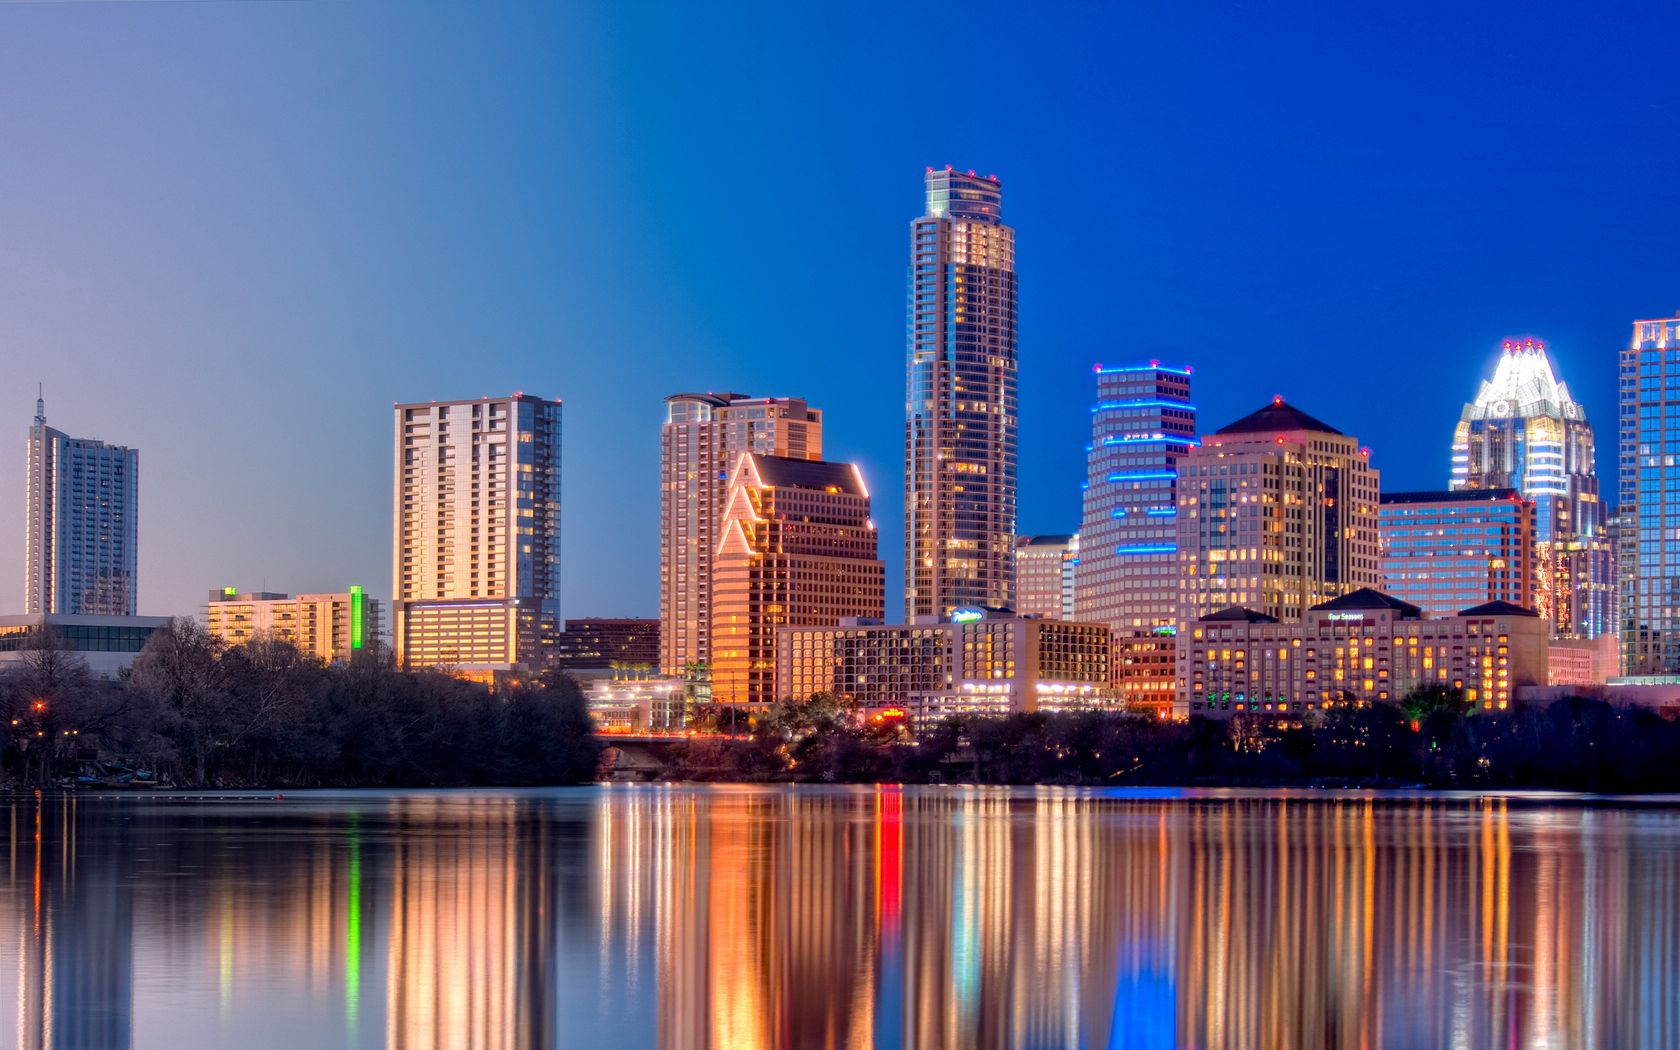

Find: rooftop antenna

[33,384,44,427]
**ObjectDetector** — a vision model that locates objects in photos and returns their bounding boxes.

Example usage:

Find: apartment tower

[25,394,139,615]
[711,454,884,706]
[905,167,1018,619]
[660,393,822,675]
[392,394,561,676]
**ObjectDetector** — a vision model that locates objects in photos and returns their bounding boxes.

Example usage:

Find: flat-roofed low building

[204,587,379,663]
[554,617,659,672]
[0,613,170,678]
[1182,589,1548,718]
[584,676,689,734]
[776,610,1111,724]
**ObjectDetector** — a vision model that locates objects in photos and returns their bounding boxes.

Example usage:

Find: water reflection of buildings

[4,791,1680,1047]
[7,796,135,1050]
[587,788,1680,1050]
[383,795,556,1050]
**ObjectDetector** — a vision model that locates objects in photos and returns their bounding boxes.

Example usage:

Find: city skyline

[1,3,1675,620]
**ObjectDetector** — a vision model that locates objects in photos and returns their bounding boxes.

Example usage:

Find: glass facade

[1379,490,1535,618]
[1450,340,1610,639]
[1621,315,1680,674]
[25,398,139,617]
[1074,363,1196,712]
[905,168,1018,620]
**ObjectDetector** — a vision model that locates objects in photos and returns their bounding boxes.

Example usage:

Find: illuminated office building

[1379,489,1535,618]
[1177,397,1380,625]
[1014,534,1077,619]
[1075,361,1197,711]
[25,393,139,615]
[1620,314,1680,675]
[905,167,1018,620]
[1451,338,1610,639]
[204,587,378,663]
[660,393,822,675]
[1184,589,1549,718]
[777,610,1111,722]
[392,393,561,676]
[710,454,884,706]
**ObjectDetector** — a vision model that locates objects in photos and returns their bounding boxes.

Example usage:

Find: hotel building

[1451,338,1611,639]
[1177,397,1381,623]
[1183,589,1549,718]
[1014,534,1077,619]
[204,587,378,663]
[1620,314,1680,676]
[905,167,1018,620]
[25,394,139,616]
[777,611,1111,722]
[1075,361,1197,711]
[1379,489,1535,618]
[710,454,884,706]
[392,393,561,677]
[660,393,822,675]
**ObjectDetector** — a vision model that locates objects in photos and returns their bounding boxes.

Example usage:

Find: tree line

[670,687,1680,793]
[0,619,599,789]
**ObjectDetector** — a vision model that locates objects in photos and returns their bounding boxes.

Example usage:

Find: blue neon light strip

[1145,508,1177,516]
[1116,544,1177,555]
[1093,364,1193,376]
[1092,399,1198,412]
[1110,508,1128,518]
[1102,435,1199,447]
[1107,471,1177,482]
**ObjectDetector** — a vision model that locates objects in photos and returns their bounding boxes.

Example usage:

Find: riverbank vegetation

[673,690,1680,793]
[1,619,599,789]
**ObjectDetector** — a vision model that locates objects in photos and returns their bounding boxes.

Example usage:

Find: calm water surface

[2,786,1678,1049]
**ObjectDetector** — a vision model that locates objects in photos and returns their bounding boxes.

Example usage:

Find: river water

[2,787,1677,1049]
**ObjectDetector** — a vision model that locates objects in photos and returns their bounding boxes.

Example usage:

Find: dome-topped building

[1450,338,1610,640]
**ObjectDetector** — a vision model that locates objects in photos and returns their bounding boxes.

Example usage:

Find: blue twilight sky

[2,2,1678,618]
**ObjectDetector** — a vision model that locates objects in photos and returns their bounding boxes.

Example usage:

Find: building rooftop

[744,454,866,496]
[1309,588,1424,618]
[1381,488,1523,506]
[1017,534,1075,547]
[1458,600,1541,618]
[1214,396,1343,436]
[1200,606,1281,623]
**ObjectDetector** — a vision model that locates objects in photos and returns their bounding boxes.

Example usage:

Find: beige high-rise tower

[659,393,822,675]
[1176,397,1381,625]
[392,393,562,677]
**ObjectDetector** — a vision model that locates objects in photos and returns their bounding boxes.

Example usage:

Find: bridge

[594,733,753,782]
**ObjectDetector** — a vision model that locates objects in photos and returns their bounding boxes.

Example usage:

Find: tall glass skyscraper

[1620,313,1680,675]
[25,394,139,616]
[1450,339,1610,639]
[905,167,1017,620]
[1074,362,1195,711]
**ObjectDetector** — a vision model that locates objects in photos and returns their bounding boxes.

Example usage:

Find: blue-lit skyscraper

[905,167,1018,620]
[1074,362,1195,711]
[25,394,139,616]
[1620,314,1680,675]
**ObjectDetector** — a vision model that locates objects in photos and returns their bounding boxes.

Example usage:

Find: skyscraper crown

[1461,338,1586,422]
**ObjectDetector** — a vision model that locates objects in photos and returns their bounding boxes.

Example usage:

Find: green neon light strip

[349,586,364,650]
